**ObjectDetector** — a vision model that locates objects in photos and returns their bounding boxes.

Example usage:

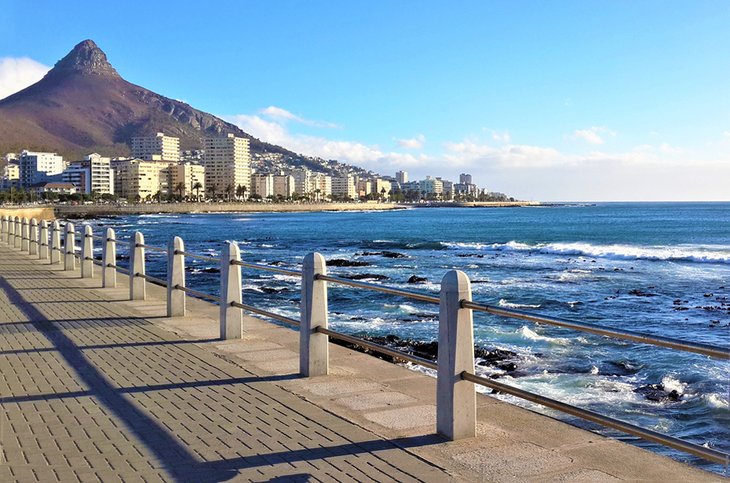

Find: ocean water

[78,202,729,473]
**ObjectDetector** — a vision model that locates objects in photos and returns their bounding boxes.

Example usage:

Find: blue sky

[1,0,729,200]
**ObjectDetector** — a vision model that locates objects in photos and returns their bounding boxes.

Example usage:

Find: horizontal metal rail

[231,260,301,276]
[136,273,167,287]
[116,266,130,275]
[316,274,441,304]
[137,244,167,253]
[461,371,729,465]
[315,326,438,370]
[230,301,300,327]
[174,284,221,302]
[462,301,730,360]
[174,250,218,262]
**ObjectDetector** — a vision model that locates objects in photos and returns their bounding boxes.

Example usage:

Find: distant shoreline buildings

[1,133,514,203]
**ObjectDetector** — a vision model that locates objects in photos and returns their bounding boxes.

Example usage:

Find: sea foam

[454,240,730,265]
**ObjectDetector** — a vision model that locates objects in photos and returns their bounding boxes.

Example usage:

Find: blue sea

[78,202,730,473]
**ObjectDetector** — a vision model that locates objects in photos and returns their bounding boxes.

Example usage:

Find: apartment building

[18,151,65,188]
[167,162,205,198]
[396,170,408,184]
[62,153,114,195]
[273,174,294,199]
[331,174,356,199]
[250,174,273,198]
[131,133,180,161]
[202,134,251,196]
[418,176,444,196]
[113,159,170,200]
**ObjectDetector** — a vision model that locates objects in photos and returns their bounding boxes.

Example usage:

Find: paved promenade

[0,242,719,482]
[0,245,448,482]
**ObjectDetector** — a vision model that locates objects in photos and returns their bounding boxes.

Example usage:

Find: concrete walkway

[0,243,720,482]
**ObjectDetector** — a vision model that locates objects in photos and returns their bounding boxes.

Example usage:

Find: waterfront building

[291,168,312,196]
[113,159,170,201]
[167,162,205,199]
[313,173,332,200]
[331,174,356,200]
[62,153,114,195]
[131,132,180,161]
[1,163,19,189]
[18,151,65,188]
[374,178,392,200]
[272,174,294,199]
[396,170,408,184]
[202,134,251,197]
[356,178,372,198]
[418,176,444,197]
[251,173,274,198]
[31,182,77,196]
[459,173,473,185]
[439,178,454,200]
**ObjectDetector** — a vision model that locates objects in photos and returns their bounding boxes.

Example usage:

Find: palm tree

[206,185,216,201]
[224,184,234,202]
[192,181,203,202]
[380,187,386,202]
[175,182,186,200]
[235,184,246,200]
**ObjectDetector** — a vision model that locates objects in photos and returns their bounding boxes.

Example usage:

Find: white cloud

[396,134,425,149]
[260,105,339,128]
[572,126,616,145]
[0,57,50,100]
[224,112,422,172]
[723,131,730,139]
[490,130,511,143]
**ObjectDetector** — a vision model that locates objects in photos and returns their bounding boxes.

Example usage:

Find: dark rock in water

[342,273,389,281]
[407,275,427,284]
[201,267,220,273]
[327,334,522,374]
[358,251,408,259]
[260,287,287,294]
[326,259,370,267]
[602,360,643,376]
[471,280,490,284]
[635,383,682,402]
[628,289,657,297]
[382,251,408,259]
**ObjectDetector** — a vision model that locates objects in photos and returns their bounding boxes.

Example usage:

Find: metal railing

[1,214,728,467]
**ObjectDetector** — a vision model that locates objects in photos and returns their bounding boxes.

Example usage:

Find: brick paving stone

[0,244,451,482]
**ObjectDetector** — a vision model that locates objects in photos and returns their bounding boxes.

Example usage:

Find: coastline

[0,200,541,219]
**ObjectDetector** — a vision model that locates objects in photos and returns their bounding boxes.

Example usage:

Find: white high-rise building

[331,175,356,200]
[63,153,114,195]
[18,151,65,188]
[396,170,408,184]
[131,133,180,161]
[202,134,251,197]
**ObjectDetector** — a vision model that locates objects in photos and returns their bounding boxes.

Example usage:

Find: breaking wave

[498,299,541,309]
[447,241,730,265]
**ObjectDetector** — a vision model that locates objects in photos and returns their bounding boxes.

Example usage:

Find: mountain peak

[48,39,119,78]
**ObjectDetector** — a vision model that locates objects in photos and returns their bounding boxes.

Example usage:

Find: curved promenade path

[0,243,718,482]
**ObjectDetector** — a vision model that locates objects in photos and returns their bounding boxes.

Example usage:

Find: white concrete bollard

[21,218,29,252]
[39,220,49,260]
[50,221,61,264]
[300,252,329,377]
[167,236,186,317]
[1,216,7,240]
[129,231,146,300]
[80,225,94,279]
[219,242,243,339]
[102,228,116,288]
[7,216,15,244]
[29,219,38,255]
[437,270,476,440]
[14,217,22,248]
[64,222,76,271]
